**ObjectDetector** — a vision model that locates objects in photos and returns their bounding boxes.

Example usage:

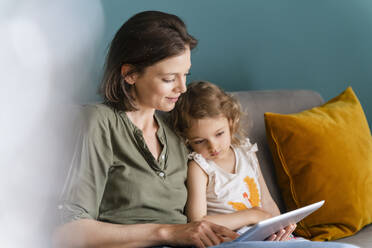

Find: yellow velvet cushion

[264,87,372,241]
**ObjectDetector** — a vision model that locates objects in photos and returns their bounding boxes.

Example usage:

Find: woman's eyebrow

[158,67,191,76]
[159,72,177,76]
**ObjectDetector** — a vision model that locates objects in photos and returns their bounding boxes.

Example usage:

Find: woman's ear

[121,64,137,85]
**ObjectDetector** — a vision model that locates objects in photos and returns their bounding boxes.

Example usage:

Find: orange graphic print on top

[228,176,260,211]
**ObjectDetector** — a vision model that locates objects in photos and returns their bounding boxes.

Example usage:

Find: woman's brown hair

[171,81,245,146]
[100,11,198,111]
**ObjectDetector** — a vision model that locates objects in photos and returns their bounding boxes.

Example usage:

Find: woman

[54,10,238,248]
[54,11,358,248]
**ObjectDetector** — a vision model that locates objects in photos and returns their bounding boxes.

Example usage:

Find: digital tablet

[233,200,325,242]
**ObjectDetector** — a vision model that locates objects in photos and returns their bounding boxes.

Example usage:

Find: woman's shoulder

[77,103,118,133]
[82,103,115,117]
[80,103,119,123]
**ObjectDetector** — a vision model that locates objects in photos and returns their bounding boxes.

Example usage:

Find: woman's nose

[176,76,187,93]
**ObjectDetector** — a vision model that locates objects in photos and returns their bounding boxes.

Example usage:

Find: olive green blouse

[58,104,188,225]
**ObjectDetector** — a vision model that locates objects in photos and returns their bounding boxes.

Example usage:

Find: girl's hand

[266,223,297,241]
[160,220,239,248]
[250,207,297,241]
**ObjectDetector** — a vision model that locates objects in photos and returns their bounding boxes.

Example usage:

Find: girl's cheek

[192,146,204,155]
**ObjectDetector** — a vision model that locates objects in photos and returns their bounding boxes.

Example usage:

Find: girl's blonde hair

[171,80,246,146]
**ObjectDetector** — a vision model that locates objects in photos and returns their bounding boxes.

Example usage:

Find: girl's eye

[216,131,224,137]
[193,140,204,145]
[162,78,175,83]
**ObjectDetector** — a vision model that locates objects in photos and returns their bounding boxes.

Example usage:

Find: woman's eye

[162,78,175,83]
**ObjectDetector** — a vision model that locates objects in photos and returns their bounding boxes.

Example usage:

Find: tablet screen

[233,200,325,242]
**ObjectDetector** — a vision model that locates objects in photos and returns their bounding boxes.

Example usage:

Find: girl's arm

[256,163,281,216]
[255,158,297,240]
[53,218,238,248]
[186,161,272,231]
[186,160,296,241]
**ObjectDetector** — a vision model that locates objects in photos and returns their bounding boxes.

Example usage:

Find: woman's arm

[186,161,272,231]
[53,219,164,248]
[53,218,238,248]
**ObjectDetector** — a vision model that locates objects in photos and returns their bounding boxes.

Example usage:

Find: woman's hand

[266,223,297,241]
[160,220,239,248]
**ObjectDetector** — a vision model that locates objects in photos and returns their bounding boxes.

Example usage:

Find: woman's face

[129,46,191,112]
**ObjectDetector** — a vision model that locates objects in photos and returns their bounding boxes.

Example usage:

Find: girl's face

[187,115,232,161]
[127,46,191,112]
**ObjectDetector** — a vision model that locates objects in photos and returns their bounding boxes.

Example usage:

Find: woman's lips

[167,97,179,103]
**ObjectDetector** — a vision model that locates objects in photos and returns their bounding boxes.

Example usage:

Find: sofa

[232,89,372,248]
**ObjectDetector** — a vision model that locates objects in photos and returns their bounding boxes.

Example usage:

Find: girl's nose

[208,141,217,151]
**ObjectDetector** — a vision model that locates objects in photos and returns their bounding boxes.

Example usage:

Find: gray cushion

[334,223,372,247]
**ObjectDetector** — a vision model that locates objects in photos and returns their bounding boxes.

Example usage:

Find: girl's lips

[211,151,220,157]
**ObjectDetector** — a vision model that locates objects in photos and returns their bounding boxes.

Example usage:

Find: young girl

[171,80,296,241]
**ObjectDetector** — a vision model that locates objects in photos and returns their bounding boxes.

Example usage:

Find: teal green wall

[96,0,372,126]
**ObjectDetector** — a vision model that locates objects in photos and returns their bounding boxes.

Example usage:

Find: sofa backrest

[231,90,324,212]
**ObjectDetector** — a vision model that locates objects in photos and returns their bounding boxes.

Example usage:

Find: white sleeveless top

[188,138,262,215]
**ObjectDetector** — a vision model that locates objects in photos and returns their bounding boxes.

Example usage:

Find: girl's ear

[228,118,234,131]
[121,64,137,85]
[185,139,193,151]
[228,118,237,138]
